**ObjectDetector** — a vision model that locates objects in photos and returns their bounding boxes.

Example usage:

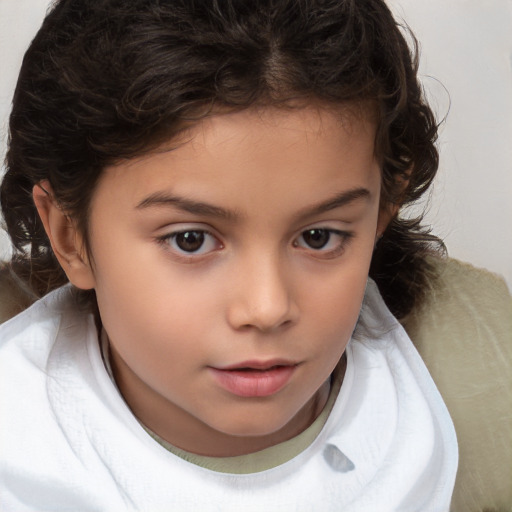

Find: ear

[375,201,400,241]
[375,173,410,241]
[33,181,95,290]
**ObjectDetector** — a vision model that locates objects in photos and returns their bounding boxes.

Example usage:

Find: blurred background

[1,0,511,289]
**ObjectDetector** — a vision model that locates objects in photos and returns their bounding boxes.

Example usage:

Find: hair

[1,0,443,319]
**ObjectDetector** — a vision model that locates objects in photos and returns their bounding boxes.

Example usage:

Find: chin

[211,413,295,441]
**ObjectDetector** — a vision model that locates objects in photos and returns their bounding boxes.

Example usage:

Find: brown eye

[301,229,330,249]
[160,229,222,257]
[175,231,205,252]
[293,227,353,258]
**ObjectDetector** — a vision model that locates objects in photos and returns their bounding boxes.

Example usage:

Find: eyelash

[293,228,354,259]
[157,229,222,259]
[157,227,354,260]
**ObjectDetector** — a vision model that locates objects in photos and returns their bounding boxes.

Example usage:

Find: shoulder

[0,285,87,374]
[0,286,110,509]
[402,257,512,512]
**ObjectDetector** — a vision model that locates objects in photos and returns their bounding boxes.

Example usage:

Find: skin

[34,105,393,457]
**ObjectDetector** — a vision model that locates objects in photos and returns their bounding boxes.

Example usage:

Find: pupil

[303,229,329,249]
[176,231,204,252]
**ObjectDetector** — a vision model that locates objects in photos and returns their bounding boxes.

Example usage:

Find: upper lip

[213,359,299,371]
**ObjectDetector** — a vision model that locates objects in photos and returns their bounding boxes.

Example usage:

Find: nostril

[225,266,299,331]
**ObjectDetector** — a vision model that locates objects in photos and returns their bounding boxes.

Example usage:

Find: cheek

[300,245,373,338]
[93,248,215,357]
[97,281,207,395]
[310,278,366,338]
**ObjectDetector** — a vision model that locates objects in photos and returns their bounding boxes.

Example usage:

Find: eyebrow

[136,187,371,220]
[298,187,371,219]
[136,192,239,220]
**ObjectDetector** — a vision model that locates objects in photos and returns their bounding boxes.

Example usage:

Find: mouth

[209,361,299,398]
[233,365,285,372]
[219,359,297,371]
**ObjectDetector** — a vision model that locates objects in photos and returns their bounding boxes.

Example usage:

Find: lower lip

[209,365,297,398]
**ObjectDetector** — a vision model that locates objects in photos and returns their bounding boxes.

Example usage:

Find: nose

[226,251,299,333]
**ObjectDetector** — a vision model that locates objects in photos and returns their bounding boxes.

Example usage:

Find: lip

[209,360,298,398]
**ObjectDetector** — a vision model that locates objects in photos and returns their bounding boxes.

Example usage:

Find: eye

[160,229,222,256]
[294,228,352,257]
[300,229,331,249]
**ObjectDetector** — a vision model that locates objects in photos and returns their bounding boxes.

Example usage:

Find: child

[0,0,459,510]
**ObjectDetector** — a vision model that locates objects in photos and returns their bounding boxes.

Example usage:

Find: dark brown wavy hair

[1,0,442,319]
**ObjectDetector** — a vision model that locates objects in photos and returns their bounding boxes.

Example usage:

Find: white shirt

[0,281,457,511]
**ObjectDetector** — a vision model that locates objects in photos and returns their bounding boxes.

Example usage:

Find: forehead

[94,105,380,216]
[175,102,377,153]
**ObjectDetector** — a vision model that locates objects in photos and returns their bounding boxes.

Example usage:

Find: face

[84,106,384,456]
